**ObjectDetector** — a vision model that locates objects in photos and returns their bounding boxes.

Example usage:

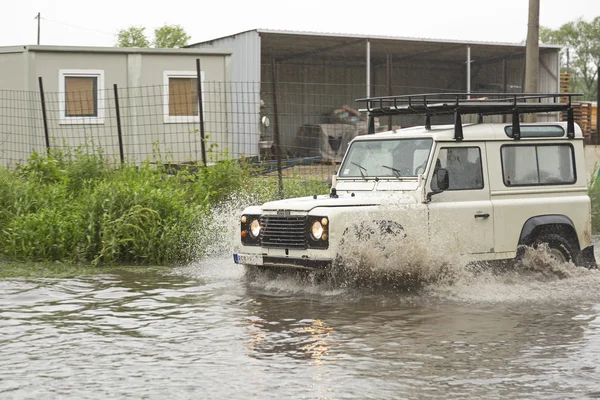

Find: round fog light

[249,219,261,238]
[311,220,323,240]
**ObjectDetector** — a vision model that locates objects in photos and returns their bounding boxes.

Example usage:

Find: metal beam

[372,44,465,66]
[260,59,463,71]
[387,54,393,130]
[474,48,554,66]
[467,45,471,98]
[366,39,371,97]
[503,59,508,122]
[273,38,364,63]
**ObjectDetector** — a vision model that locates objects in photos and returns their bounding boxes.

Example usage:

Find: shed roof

[190,28,561,64]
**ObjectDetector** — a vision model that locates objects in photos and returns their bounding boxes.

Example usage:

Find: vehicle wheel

[533,233,576,264]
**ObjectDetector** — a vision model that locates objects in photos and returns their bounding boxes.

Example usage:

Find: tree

[116,26,150,48]
[116,24,190,49]
[153,24,190,48]
[541,17,600,101]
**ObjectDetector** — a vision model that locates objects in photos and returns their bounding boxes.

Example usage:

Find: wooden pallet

[560,73,570,104]
[561,102,593,136]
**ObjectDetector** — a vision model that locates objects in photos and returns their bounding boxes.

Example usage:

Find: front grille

[260,215,307,249]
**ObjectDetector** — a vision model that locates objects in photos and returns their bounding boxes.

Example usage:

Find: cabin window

[163,70,204,123]
[59,69,105,124]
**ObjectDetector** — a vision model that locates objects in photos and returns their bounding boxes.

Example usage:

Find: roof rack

[356,92,582,140]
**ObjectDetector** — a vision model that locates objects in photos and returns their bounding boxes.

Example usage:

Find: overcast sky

[2,0,600,48]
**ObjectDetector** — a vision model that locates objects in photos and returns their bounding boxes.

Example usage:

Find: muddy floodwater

[3,249,600,399]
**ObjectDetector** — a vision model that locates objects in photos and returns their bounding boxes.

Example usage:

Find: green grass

[0,146,329,273]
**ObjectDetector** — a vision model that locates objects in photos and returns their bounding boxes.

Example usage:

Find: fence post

[271,58,284,199]
[196,58,207,166]
[38,77,50,153]
[386,54,393,130]
[113,84,125,165]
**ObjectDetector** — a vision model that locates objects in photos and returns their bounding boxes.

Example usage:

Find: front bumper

[233,253,332,270]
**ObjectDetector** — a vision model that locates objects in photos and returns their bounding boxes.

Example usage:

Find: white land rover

[233,93,597,270]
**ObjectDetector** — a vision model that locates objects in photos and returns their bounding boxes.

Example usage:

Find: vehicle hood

[260,192,419,212]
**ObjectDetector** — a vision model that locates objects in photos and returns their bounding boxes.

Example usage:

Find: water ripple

[1,258,600,399]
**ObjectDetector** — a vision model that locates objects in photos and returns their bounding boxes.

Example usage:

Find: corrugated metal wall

[191,31,261,157]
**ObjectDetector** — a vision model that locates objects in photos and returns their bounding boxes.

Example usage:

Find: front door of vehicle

[426,143,495,257]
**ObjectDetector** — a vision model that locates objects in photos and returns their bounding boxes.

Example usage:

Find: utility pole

[524,0,540,122]
[35,12,41,45]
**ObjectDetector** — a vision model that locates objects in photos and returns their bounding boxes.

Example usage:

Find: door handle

[474,213,490,219]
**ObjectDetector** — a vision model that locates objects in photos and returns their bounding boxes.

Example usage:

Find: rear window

[504,125,564,138]
[501,144,575,186]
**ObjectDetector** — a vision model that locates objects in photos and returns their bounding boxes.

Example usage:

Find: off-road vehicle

[234,93,596,270]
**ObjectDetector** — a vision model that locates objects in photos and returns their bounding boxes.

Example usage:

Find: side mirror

[435,168,449,191]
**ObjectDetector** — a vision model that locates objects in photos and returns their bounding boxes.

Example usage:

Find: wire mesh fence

[3,75,575,191]
[1,79,417,186]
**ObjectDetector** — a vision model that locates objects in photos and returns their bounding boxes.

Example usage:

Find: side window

[163,70,204,124]
[58,69,105,125]
[501,144,575,186]
[433,147,483,190]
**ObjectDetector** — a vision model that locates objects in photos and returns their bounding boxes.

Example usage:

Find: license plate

[235,253,263,266]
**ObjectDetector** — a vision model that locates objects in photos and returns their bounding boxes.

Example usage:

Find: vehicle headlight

[311,220,323,240]
[249,219,261,238]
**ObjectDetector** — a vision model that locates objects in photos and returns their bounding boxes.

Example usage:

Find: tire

[533,233,576,264]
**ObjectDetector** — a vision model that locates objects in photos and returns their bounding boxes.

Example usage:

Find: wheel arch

[518,214,580,251]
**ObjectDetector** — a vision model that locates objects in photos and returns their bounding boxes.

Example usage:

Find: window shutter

[169,77,198,117]
[65,76,97,117]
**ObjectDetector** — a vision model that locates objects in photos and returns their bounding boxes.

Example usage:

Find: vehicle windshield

[339,138,433,179]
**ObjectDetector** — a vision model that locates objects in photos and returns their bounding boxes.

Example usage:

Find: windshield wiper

[351,162,368,180]
[382,165,402,178]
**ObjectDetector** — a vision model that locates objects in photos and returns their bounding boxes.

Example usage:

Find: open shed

[190,29,562,158]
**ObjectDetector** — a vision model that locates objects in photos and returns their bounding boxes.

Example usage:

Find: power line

[40,17,115,37]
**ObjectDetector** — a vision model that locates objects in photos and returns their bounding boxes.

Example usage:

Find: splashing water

[319,201,473,291]
[428,244,600,303]
[185,197,600,303]
[193,192,259,258]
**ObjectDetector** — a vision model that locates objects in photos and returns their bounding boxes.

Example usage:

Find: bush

[0,149,329,266]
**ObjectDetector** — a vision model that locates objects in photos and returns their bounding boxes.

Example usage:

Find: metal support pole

[38,77,50,153]
[502,59,508,123]
[271,58,284,199]
[366,39,371,98]
[36,13,41,45]
[113,84,125,165]
[196,58,207,166]
[387,54,393,130]
[466,45,471,99]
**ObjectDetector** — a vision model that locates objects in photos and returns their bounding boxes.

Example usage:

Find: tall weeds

[0,147,329,266]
